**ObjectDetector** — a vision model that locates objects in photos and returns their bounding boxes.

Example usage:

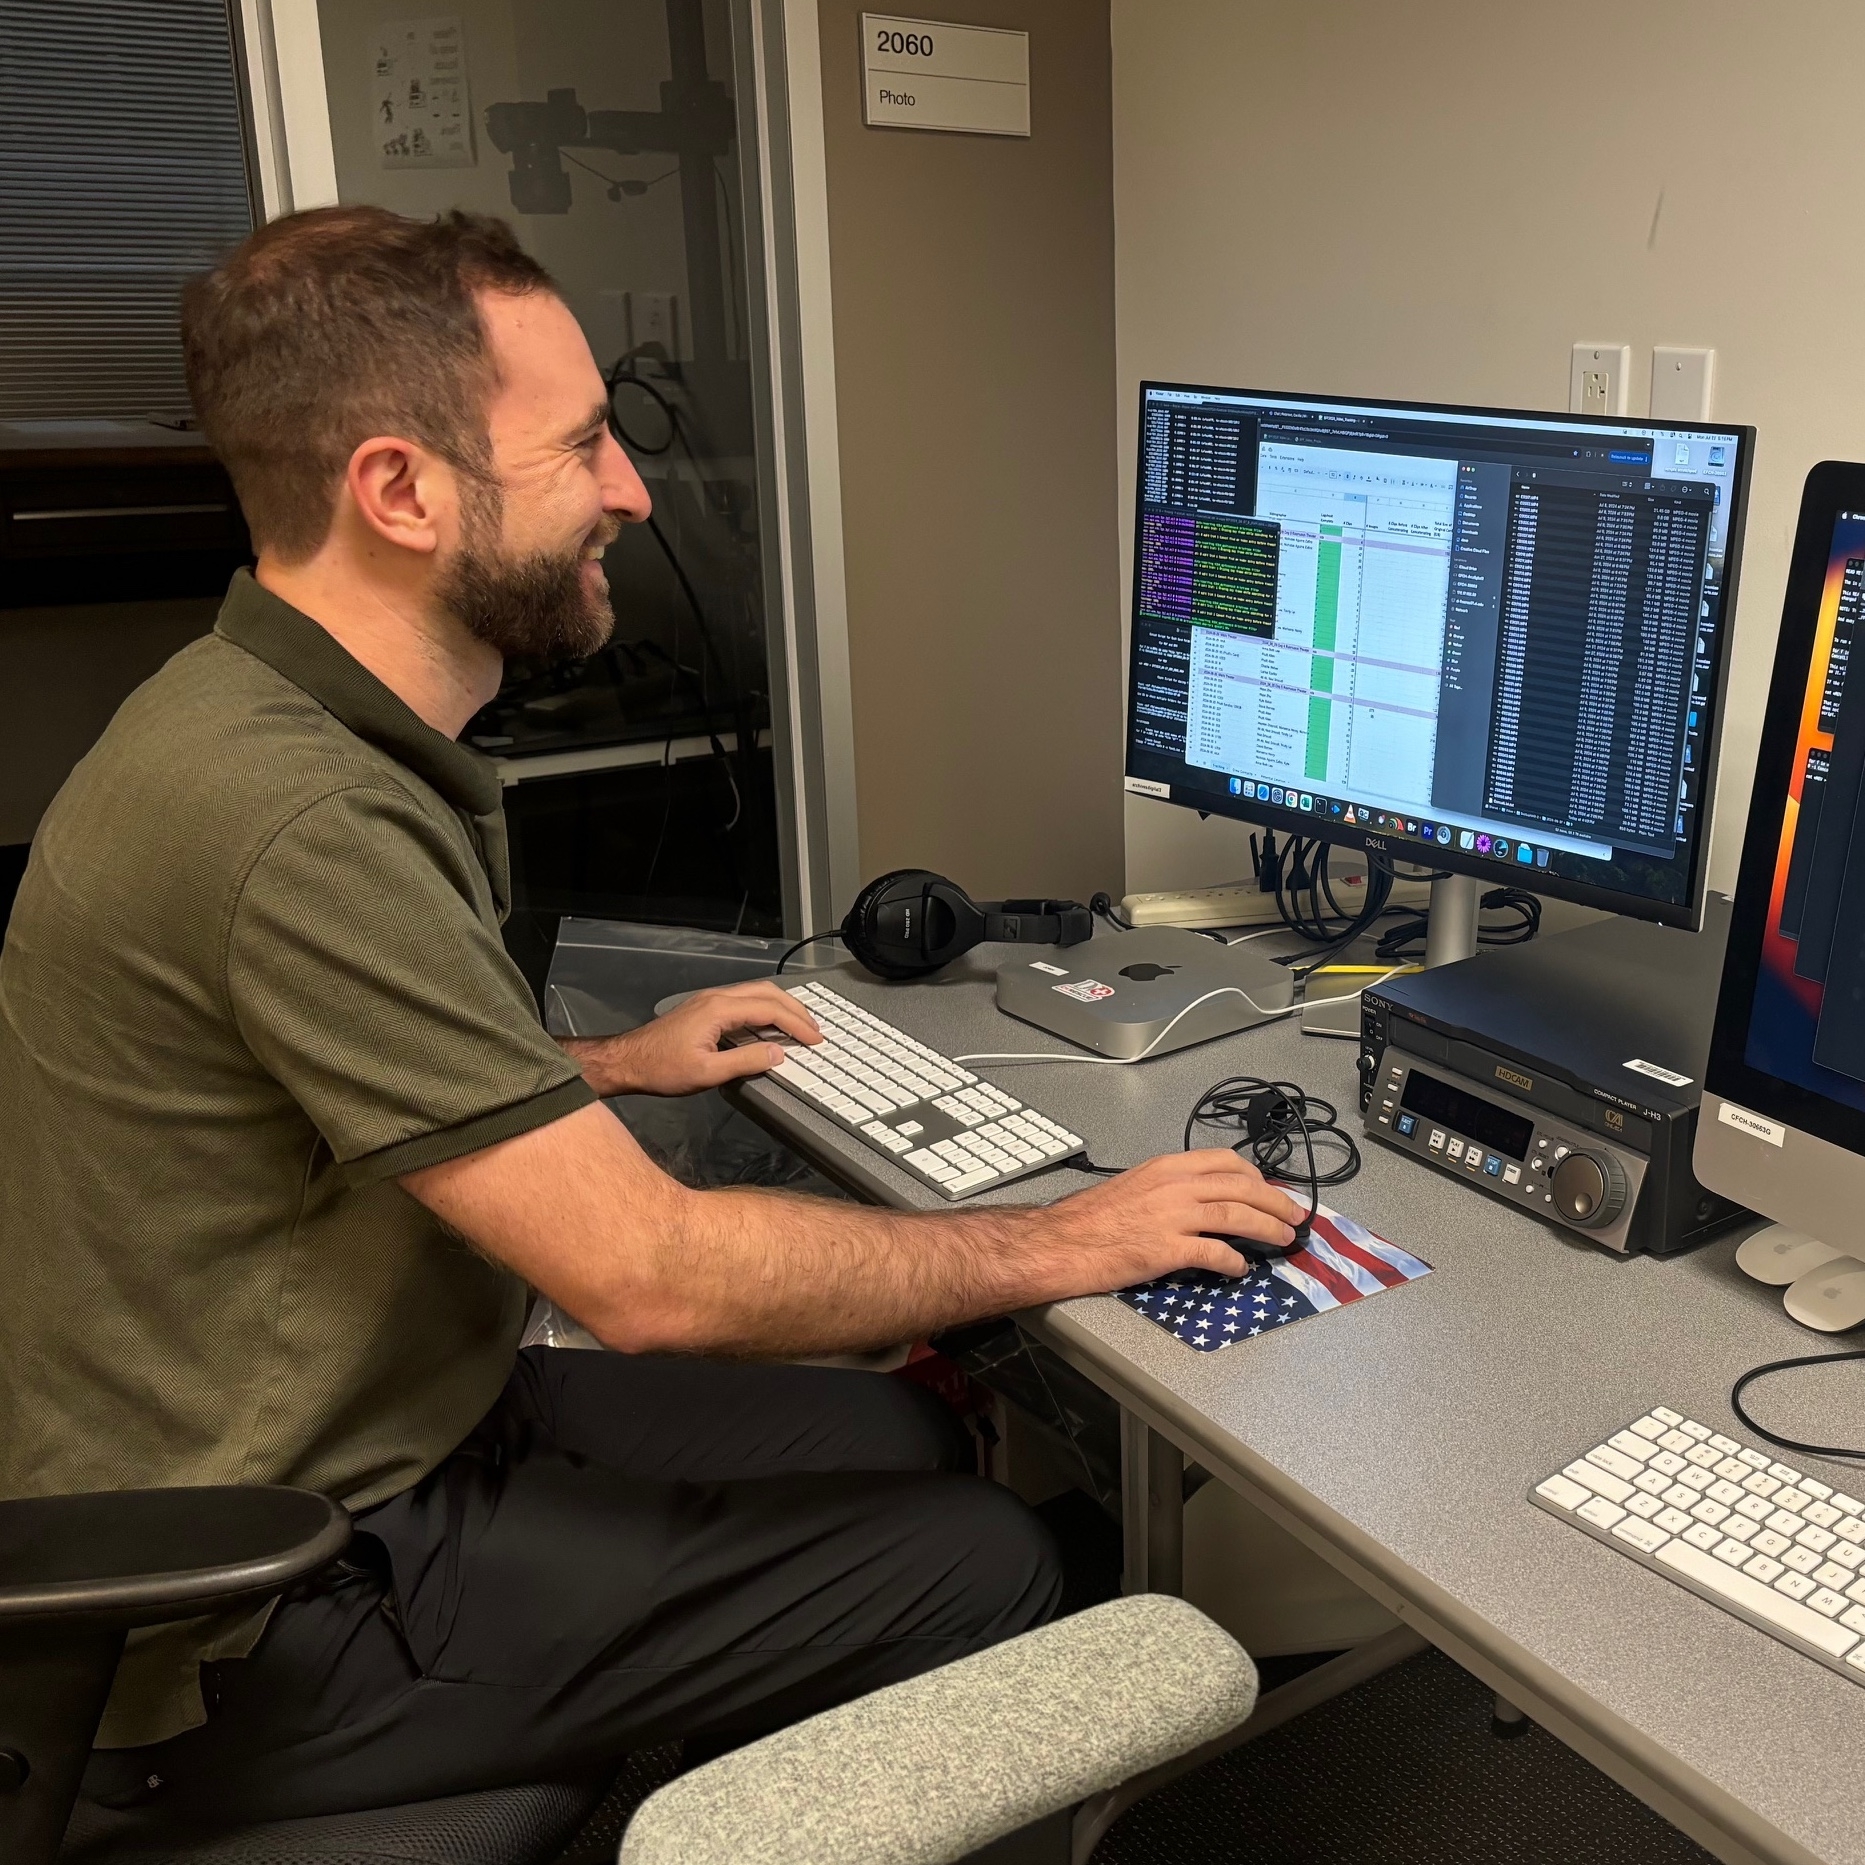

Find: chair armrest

[0,1487,350,1630]
[618,1594,1258,1865]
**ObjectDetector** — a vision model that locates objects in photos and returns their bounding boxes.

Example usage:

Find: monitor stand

[1423,873,1481,968]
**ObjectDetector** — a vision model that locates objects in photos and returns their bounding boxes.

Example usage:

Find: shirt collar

[214,569,502,818]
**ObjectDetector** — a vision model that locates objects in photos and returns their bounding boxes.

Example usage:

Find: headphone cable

[774,929,842,975]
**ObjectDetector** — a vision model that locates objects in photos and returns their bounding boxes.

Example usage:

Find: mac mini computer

[994,925,1294,1061]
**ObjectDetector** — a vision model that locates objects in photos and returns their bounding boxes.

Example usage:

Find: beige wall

[817,0,1123,903]
[1114,0,1865,898]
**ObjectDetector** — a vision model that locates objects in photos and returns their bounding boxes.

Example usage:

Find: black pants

[91,1349,1062,1825]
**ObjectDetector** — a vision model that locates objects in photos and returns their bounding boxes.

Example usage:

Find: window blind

[0,0,255,420]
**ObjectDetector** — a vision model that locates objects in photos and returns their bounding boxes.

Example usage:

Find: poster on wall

[372,18,475,168]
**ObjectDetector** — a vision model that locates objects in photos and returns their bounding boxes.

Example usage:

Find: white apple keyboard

[1533,1406,1865,1685]
[757,981,1085,1199]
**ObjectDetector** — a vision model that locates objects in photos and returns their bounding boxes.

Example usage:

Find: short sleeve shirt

[0,572,595,1745]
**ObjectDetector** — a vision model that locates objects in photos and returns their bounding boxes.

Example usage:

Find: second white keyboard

[1533,1406,1865,1686]
[760,981,1084,1199]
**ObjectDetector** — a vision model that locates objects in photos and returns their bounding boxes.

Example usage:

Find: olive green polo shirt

[0,571,595,1747]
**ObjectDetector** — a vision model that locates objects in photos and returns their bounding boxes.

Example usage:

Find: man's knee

[890,1474,1064,1648]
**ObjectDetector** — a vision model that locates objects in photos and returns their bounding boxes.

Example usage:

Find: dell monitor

[1124,383,1755,960]
[1700,462,1865,1296]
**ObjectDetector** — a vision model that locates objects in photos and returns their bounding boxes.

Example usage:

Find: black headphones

[839,869,1093,981]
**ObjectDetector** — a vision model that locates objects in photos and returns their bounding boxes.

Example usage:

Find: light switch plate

[1570,343,1631,416]
[1650,346,1715,421]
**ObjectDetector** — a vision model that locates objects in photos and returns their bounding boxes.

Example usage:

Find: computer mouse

[1735,1225,1848,1286]
[1203,1215,1311,1262]
[1784,1256,1865,1333]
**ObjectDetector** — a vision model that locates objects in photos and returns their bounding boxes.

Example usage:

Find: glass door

[318,0,784,964]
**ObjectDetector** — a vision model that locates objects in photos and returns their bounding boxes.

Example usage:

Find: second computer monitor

[1124,384,1755,928]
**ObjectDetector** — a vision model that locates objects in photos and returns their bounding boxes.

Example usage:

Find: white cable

[954,970,1414,1070]
[955,984,1301,1069]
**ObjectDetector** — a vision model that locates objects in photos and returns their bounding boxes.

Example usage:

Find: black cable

[1371,886,1541,963]
[1270,840,1395,974]
[563,150,680,196]
[605,362,742,729]
[608,355,746,533]
[1185,1076,1361,1189]
[606,361,679,455]
[1731,1351,1865,1463]
[645,513,731,698]
[1087,889,1225,942]
[1288,887,1398,979]
[1075,1075,1360,1252]
[775,929,843,975]
[1185,1074,1359,1258]
[637,508,757,843]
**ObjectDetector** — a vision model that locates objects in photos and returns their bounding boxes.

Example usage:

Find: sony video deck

[1359,901,1749,1255]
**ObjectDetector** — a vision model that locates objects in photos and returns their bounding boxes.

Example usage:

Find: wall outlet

[1650,346,1715,421]
[627,291,681,363]
[1569,342,1631,416]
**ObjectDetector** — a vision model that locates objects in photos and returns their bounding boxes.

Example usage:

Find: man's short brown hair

[182,206,556,562]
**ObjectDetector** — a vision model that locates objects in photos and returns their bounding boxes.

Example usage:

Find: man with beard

[0,207,1298,1826]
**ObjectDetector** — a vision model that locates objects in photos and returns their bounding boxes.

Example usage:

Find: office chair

[1,1485,618,1865]
[618,1593,1260,1865]
[6,1488,1258,1865]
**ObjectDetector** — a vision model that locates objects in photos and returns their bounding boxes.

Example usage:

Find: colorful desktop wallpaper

[1745,511,1865,1110]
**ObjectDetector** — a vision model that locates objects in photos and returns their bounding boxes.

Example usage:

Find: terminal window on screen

[1129,393,1740,871]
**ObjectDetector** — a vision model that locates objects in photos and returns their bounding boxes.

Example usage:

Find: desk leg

[1120,1409,1183,1596]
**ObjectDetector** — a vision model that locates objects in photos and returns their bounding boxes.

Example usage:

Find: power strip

[1122,871,1434,930]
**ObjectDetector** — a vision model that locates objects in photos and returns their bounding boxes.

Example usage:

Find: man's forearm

[557,1034,630,1098]
[631,1182,1075,1358]
[403,1102,1297,1362]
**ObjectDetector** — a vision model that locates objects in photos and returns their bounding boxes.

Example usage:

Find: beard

[437,480,619,666]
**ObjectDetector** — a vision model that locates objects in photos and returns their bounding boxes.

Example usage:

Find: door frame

[235,0,858,935]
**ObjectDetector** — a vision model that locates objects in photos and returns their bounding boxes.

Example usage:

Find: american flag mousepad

[1115,1207,1430,1352]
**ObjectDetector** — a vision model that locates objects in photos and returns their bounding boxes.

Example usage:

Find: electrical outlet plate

[627,291,681,362]
[1650,346,1715,422]
[1569,343,1631,416]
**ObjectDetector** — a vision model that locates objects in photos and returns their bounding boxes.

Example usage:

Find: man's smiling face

[434,287,651,664]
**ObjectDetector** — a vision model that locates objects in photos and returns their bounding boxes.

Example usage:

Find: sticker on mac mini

[1053,978,1115,1002]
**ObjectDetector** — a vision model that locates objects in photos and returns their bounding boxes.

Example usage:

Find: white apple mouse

[1784,1256,1865,1333]
[1736,1225,1850,1286]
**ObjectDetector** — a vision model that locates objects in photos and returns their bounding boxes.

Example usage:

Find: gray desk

[727,945,1865,1865]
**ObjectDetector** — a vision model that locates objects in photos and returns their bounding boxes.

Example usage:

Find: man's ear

[344,435,452,556]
